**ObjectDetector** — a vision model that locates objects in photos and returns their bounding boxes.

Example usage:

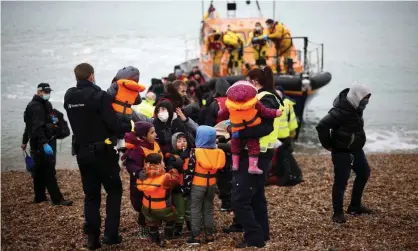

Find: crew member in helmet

[247,22,268,68]
[205,28,225,77]
[261,19,293,74]
[223,28,245,76]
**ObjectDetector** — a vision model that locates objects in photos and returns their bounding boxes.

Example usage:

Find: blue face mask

[43,94,50,101]
[358,99,369,110]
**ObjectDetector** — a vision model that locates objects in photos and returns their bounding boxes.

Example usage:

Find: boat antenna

[273,1,276,20]
[255,0,263,17]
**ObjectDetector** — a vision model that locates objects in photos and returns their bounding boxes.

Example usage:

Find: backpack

[53,109,71,139]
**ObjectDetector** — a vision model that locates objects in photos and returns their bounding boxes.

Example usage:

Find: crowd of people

[21,61,373,250]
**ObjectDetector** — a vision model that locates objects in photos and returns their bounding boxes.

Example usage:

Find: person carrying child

[137,153,180,247]
[165,132,192,237]
[121,122,161,240]
[107,66,146,149]
[218,80,282,174]
[183,126,226,245]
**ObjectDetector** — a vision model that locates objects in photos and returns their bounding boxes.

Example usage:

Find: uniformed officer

[64,63,131,250]
[22,83,73,206]
[274,86,302,186]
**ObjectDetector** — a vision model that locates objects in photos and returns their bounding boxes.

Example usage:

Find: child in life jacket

[107,66,146,149]
[183,126,226,245]
[165,132,192,237]
[137,153,180,247]
[121,122,162,240]
[218,80,282,174]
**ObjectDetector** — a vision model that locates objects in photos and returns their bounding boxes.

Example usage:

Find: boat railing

[184,38,201,63]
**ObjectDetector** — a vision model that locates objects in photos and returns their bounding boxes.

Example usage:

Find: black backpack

[53,108,71,139]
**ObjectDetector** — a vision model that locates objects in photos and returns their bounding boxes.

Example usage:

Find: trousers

[77,145,122,238]
[232,149,272,246]
[331,150,370,213]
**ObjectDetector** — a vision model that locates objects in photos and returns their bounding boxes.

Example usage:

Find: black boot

[173,223,183,237]
[347,205,373,216]
[222,223,244,233]
[137,225,150,240]
[149,226,160,245]
[84,235,101,250]
[332,212,347,223]
[186,221,191,231]
[164,221,175,241]
[102,235,122,246]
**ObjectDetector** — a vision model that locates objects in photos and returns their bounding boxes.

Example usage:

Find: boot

[232,154,240,171]
[137,224,150,240]
[102,235,122,246]
[332,212,347,224]
[149,226,160,245]
[248,156,263,174]
[164,222,175,241]
[347,205,373,216]
[173,223,183,237]
[84,235,101,250]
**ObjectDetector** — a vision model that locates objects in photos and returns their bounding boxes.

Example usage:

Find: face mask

[158,111,169,122]
[255,26,261,31]
[267,24,271,29]
[43,94,50,101]
[175,69,182,77]
[358,99,369,111]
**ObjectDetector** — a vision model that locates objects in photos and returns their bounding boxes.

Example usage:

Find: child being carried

[218,80,282,174]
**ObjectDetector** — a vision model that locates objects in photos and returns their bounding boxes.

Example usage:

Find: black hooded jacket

[153,101,195,154]
[204,78,230,126]
[316,86,371,152]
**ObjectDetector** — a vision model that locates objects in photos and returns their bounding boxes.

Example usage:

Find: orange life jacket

[112,79,145,115]
[192,148,225,186]
[137,173,170,210]
[215,97,227,124]
[225,97,261,132]
[140,142,163,159]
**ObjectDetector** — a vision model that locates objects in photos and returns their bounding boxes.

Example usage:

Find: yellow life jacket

[256,91,281,152]
[133,99,155,119]
[276,97,297,139]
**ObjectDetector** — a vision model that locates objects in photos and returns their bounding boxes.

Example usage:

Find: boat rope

[255,0,263,17]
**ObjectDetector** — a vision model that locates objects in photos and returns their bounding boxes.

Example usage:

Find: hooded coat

[204,78,230,126]
[316,83,371,152]
[153,101,197,154]
[107,66,143,106]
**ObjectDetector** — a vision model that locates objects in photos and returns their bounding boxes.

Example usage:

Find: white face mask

[255,26,261,31]
[158,111,169,122]
[267,24,271,29]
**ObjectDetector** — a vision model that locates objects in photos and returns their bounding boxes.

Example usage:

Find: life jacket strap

[114,100,132,108]
[144,194,166,202]
[230,114,259,128]
[194,172,216,178]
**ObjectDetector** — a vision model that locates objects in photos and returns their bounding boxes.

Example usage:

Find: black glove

[172,158,184,172]
[138,170,147,181]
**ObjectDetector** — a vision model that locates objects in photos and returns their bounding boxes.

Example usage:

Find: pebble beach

[2,153,418,251]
